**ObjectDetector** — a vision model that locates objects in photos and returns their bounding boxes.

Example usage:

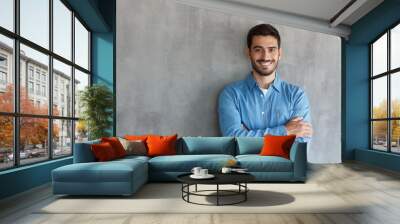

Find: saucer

[190,174,215,179]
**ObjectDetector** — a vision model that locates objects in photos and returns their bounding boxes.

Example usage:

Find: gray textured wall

[116,0,341,163]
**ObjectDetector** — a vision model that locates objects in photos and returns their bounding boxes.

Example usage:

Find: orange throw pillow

[91,142,117,161]
[146,134,178,157]
[259,135,296,159]
[124,135,149,142]
[101,137,127,158]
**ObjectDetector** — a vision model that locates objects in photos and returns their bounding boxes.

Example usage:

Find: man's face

[248,35,281,77]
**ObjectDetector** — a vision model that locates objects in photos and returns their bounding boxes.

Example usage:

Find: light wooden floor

[1,162,400,224]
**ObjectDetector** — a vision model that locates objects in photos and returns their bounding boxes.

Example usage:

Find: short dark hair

[247,24,281,49]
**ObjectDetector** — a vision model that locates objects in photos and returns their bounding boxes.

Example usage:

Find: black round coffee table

[177,173,255,206]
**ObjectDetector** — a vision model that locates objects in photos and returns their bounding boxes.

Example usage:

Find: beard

[251,59,279,77]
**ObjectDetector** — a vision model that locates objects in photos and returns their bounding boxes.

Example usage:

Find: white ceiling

[175,0,384,38]
[225,0,383,26]
[226,0,352,24]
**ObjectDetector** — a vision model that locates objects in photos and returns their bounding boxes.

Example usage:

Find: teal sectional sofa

[52,137,307,196]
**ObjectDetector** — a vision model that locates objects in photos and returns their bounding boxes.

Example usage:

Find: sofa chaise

[52,137,307,196]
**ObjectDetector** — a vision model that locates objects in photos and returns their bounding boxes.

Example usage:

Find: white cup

[221,167,232,174]
[200,169,208,176]
[191,167,202,176]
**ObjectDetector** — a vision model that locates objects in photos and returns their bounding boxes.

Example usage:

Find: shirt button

[260,94,263,97]
[261,112,264,115]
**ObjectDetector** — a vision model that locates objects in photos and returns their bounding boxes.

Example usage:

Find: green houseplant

[79,84,113,140]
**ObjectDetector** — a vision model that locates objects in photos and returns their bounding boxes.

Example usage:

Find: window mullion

[71,10,76,154]
[388,30,391,152]
[49,0,54,160]
[13,0,20,167]
[370,45,373,149]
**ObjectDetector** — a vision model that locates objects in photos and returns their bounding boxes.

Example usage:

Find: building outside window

[371,23,400,154]
[0,0,91,170]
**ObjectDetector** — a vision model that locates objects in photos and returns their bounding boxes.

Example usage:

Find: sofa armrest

[289,142,307,181]
[73,140,100,163]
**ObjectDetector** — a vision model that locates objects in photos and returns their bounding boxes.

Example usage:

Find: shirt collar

[245,72,282,93]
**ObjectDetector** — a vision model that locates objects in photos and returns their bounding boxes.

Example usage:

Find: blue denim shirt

[218,73,311,142]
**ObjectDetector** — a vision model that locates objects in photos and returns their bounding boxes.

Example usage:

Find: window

[53,0,72,60]
[371,23,400,154]
[53,59,71,117]
[35,83,40,95]
[35,70,41,81]
[0,70,7,92]
[42,85,46,97]
[0,54,7,88]
[0,0,91,170]
[0,0,14,31]
[0,71,6,84]
[0,55,7,67]
[0,116,13,170]
[75,18,89,70]
[28,81,34,94]
[28,67,34,80]
[0,35,13,110]
[20,0,49,49]
[20,117,49,165]
[74,69,89,118]
[53,119,72,158]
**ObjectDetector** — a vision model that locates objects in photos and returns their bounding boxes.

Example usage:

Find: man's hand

[285,117,313,137]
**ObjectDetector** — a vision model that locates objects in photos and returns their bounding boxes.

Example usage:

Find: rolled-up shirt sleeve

[291,88,312,142]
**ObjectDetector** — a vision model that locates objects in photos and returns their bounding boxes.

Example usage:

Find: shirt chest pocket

[270,106,291,122]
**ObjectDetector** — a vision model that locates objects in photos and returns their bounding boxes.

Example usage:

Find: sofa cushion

[115,155,150,163]
[52,158,147,183]
[236,137,263,155]
[236,155,293,172]
[181,137,235,155]
[148,154,235,172]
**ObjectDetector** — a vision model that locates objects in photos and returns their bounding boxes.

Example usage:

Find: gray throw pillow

[118,137,147,156]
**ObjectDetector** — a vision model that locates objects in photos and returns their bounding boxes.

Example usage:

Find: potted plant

[79,84,113,140]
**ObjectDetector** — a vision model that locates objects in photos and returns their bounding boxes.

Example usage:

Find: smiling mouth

[258,60,273,67]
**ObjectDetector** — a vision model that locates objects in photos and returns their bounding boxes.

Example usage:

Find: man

[218,24,313,142]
